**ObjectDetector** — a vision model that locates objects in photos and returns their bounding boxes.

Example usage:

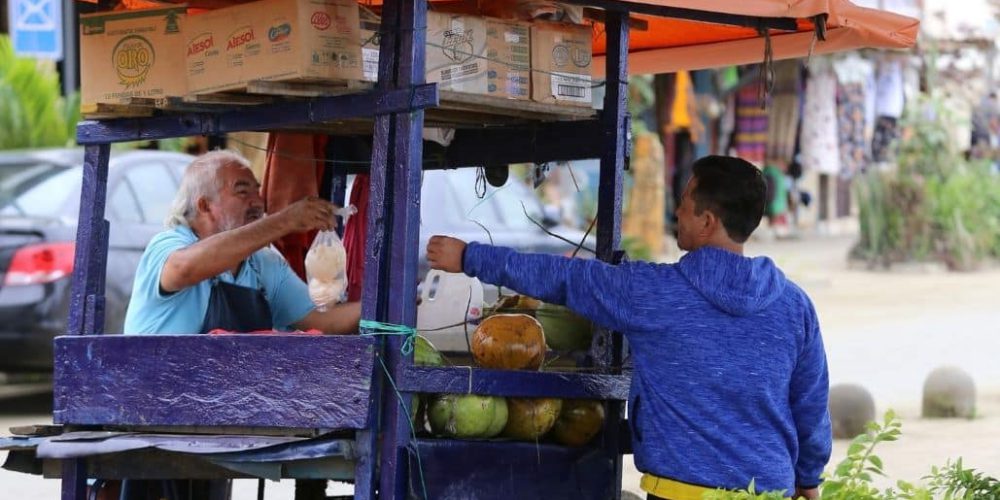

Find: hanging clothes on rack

[871,58,905,162]
[733,70,768,164]
[834,54,874,178]
[800,59,840,175]
[766,60,802,165]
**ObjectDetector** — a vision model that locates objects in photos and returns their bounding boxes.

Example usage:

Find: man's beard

[219,209,263,232]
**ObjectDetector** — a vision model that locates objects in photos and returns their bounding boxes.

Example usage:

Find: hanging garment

[734,83,768,164]
[875,59,905,119]
[670,71,693,130]
[262,133,328,280]
[871,115,899,163]
[344,174,370,302]
[766,60,802,164]
[800,64,840,175]
[837,81,868,178]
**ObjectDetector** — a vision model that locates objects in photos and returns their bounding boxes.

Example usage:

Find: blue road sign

[10,0,64,60]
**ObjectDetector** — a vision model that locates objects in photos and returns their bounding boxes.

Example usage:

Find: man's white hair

[165,150,252,228]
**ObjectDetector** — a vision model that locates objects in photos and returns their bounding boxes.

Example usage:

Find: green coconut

[536,304,592,351]
[414,335,445,366]
[428,394,508,439]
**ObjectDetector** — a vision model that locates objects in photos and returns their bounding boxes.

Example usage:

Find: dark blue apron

[120,261,272,500]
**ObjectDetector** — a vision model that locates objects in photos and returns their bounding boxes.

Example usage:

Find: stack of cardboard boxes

[80,1,594,111]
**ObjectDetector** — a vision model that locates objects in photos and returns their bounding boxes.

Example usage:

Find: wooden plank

[9,425,63,437]
[438,90,596,120]
[246,79,368,97]
[40,452,357,481]
[53,335,376,430]
[80,103,154,119]
[182,92,273,105]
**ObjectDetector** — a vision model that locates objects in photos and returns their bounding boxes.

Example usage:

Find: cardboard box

[531,22,593,106]
[359,6,381,82]
[425,12,488,94]
[186,0,362,94]
[363,11,528,99]
[80,6,187,107]
[485,18,530,100]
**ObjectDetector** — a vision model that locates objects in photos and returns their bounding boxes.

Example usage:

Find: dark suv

[0,149,193,372]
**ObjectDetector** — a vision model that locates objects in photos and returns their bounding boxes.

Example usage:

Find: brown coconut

[472,314,546,371]
[502,397,563,441]
[551,399,605,447]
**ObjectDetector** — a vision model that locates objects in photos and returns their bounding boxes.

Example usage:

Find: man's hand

[427,236,467,273]
[274,196,338,234]
[795,487,819,499]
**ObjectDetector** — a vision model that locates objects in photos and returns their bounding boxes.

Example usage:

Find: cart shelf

[80,84,596,134]
[399,366,629,401]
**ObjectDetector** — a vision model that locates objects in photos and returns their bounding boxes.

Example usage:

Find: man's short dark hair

[690,155,767,243]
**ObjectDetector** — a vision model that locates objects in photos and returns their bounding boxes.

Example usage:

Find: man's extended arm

[161,198,336,293]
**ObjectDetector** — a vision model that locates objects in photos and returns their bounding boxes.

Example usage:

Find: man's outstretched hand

[427,236,467,273]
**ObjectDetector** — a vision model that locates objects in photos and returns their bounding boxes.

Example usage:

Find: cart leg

[61,459,86,500]
[68,143,110,336]
[594,10,631,500]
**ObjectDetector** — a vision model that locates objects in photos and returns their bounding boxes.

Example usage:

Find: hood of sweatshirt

[676,246,786,316]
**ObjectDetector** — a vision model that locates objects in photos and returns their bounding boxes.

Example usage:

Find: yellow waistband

[640,473,715,500]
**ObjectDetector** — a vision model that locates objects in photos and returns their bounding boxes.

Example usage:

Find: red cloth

[261,133,328,280]
[344,174,369,302]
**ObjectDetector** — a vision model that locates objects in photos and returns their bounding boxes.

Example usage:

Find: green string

[360,319,416,355]
[359,319,428,499]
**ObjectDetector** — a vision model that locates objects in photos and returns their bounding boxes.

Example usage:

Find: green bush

[0,35,79,149]
[853,93,1000,270]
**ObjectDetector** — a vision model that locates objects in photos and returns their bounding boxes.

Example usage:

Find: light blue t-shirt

[123,226,315,334]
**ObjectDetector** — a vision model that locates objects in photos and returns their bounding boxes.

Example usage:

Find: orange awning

[82,0,919,75]
[588,1,919,75]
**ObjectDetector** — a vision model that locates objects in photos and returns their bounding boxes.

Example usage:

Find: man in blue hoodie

[426,155,831,500]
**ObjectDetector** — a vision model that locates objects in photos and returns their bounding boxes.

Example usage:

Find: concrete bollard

[829,383,876,439]
[922,366,976,419]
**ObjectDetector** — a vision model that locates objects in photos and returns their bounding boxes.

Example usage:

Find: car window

[108,181,143,224]
[124,163,178,224]
[493,181,546,230]
[0,166,79,218]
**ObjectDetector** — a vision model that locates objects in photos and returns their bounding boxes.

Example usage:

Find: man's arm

[161,197,336,293]
[294,302,362,335]
[790,304,833,491]
[427,236,637,332]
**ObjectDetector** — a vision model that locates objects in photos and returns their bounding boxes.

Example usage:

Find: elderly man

[124,149,360,336]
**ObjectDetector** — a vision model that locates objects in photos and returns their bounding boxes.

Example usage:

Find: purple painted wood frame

[407,439,615,500]
[67,144,110,336]
[399,366,629,401]
[75,85,439,145]
[62,143,111,499]
[355,1,428,499]
[53,335,375,430]
[592,10,631,500]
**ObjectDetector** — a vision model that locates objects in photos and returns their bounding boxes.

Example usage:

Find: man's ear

[196,196,212,216]
[700,209,720,237]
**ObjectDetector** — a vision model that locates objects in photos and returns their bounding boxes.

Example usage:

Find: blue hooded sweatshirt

[463,243,832,493]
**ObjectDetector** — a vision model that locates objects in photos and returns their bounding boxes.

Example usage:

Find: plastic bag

[304,206,356,311]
